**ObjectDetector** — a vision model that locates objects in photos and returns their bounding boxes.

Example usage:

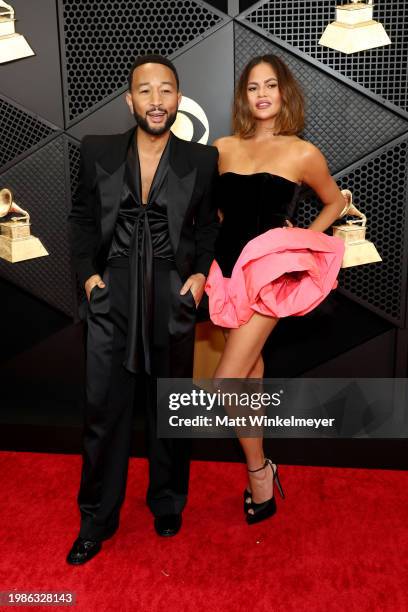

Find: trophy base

[0,234,48,263]
[333,224,366,245]
[341,240,382,268]
[319,20,391,54]
[0,33,35,64]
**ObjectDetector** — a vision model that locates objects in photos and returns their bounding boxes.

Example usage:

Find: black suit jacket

[68,128,219,287]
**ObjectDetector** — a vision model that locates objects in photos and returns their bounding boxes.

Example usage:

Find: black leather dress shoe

[66,537,102,565]
[154,513,182,537]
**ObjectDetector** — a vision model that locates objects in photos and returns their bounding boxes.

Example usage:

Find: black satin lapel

[96,160,126,253]
[127,138,141,205]
[148,136,171,204]
[167,165,197,255]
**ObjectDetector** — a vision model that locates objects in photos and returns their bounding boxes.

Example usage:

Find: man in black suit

[66,54,219,564]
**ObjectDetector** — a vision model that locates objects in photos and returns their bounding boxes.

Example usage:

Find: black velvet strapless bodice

[215,172,301,277]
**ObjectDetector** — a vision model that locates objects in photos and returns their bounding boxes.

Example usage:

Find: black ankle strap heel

[246,459,285,525]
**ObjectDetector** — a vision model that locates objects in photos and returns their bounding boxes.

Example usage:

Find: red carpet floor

[0,451,407,612]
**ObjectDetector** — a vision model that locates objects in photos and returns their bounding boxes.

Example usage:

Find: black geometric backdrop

[1,0,408,333]
[0,95,59,171]
[243,0,408,114]
[59,0,227,123]
[296,136,408,325]
[0,135,74,316]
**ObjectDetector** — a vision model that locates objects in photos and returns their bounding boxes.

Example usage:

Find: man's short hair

[128,54,180,91]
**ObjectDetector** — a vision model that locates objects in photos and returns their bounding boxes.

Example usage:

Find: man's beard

[133,107,177,136]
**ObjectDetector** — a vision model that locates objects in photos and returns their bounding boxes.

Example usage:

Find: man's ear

[125,92,134,115]
[177,91,182,108]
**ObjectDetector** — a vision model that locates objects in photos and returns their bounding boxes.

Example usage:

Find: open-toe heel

[243,488,252,513]
[246,458,284,525]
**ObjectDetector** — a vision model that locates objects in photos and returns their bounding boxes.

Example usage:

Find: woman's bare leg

[215,314,277,379]
[248,354,264,378]
[214,313,278,506]
[220,331,264,378]
[220,332,265,495]
[242,355,264,501]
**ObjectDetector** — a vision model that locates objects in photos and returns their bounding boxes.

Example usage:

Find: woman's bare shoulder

[212,135,240,152]
[294,139,331,183]
[293,138,325,162]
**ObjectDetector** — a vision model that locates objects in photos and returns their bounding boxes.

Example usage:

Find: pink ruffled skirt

[205,227,345,328]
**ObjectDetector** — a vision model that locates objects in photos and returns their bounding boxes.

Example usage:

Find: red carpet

[0,451,407,612]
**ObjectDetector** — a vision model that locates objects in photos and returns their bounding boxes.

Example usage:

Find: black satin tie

[123,135,171,374]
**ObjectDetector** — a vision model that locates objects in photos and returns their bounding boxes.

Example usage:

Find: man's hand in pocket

[85,274,105,302]
[180,273,206,308]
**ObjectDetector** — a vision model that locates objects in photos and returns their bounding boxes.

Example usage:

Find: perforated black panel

[234,24,408,173]
[0,136,74,317]
[295,137,408,325]
[60,0,225,122]
[0,96,57,171]
[68,139,80,193]
[242,0,408,113]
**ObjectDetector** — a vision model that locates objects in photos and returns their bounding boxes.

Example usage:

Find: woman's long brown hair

[233,55,305,138]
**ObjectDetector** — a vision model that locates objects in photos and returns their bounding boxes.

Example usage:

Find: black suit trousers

[78,258,195,541]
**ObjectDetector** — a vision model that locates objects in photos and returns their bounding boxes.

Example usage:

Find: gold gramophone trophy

[319,0,391,54]
[0,188,48,262]
[0,1,35,64]
[333,189,381,268]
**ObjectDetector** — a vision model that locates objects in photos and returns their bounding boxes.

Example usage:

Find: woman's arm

[300,143,345,232]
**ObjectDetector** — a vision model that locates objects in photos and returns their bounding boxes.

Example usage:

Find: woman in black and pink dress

[205,55,346,524]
